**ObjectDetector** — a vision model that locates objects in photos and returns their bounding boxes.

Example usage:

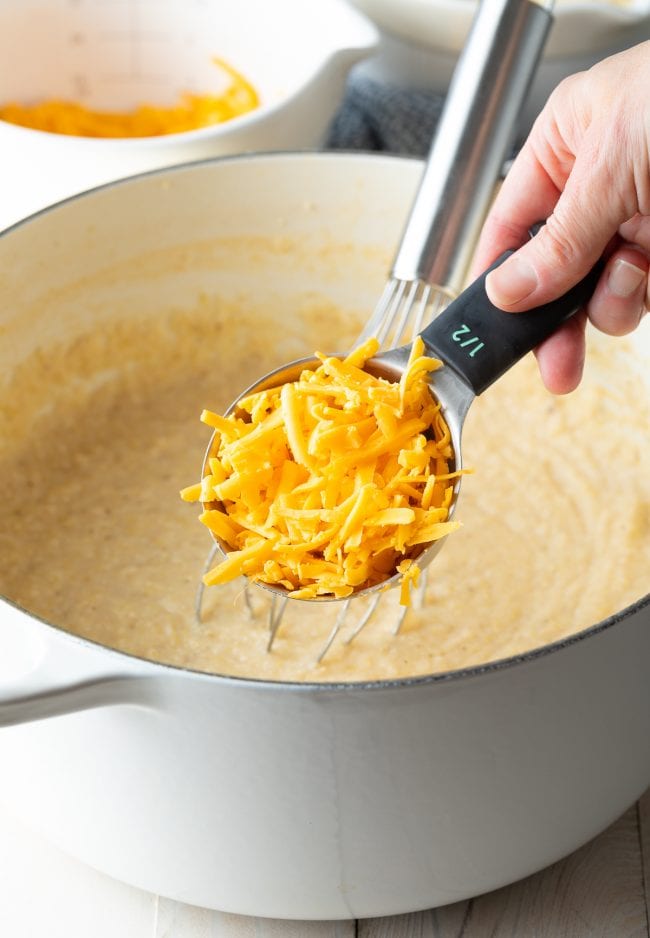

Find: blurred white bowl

[351,0,650,58]
[350,0,650,134]
[0,0,378,230]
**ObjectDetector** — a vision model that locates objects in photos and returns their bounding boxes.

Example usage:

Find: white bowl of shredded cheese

[0,0,378,229]
[351,0,650,59]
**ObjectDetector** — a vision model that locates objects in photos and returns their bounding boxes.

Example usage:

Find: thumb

[485,151,627,312]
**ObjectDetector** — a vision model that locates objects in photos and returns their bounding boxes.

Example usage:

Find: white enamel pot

[0,154,648,921]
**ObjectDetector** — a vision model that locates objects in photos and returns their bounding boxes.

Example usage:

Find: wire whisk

[194,281,454,659]
[193,0,554,662]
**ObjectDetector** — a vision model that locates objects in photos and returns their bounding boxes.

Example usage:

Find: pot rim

[3,591,649,693]
[1,149,648,693]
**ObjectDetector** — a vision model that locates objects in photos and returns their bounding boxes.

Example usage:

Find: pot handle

[0,601,163,727]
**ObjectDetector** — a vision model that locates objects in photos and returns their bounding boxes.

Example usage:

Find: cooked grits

[0,299,647,683]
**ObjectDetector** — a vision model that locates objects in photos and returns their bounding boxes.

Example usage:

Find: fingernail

[487,255,538,306]
[608,259,646,298]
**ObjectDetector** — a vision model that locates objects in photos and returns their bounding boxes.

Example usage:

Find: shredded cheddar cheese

[0,58,258,138]
[181,337,463,602]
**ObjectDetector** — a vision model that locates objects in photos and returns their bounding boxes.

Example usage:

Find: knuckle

[618,214,650,250]
[535,215,582,270]
[548,71,583,108]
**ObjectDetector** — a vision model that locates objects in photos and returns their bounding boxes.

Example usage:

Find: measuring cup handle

[419,251,603,396]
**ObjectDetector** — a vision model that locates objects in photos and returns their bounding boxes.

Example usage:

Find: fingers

[587,246,649,336]
[468,48,650,396]
[532,245,648,394]
[534,311,587,395]
[485,140,628,311]
[471,75,583,280]
[470,135,565,279]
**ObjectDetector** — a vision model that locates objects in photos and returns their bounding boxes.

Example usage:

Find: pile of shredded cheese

[0,58,258,138]
[181,337,462,604]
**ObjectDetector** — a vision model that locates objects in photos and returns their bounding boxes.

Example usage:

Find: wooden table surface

[1,788,648,937]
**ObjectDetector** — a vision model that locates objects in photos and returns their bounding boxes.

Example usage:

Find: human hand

[471,41,650,393]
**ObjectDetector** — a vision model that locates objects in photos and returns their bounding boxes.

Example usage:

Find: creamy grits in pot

[0,250,648,683]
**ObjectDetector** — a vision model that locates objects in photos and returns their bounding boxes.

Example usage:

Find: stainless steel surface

[391,0,552,293]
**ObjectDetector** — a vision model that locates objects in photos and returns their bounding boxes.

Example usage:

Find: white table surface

[1,792,648,937]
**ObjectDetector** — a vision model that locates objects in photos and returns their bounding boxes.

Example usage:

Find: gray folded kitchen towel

[326,72,445,157]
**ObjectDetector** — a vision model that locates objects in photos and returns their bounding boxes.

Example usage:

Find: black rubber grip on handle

[420,251,603,395]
